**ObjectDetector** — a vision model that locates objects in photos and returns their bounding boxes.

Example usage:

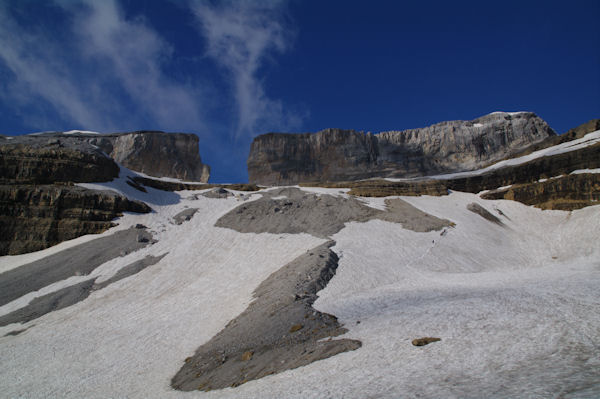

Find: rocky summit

[248,111,555,185]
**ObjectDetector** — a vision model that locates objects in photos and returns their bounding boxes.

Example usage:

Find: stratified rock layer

[0,141,119,185]
[248,112,555,185]
[1,130,210,182]
[0,185,151,255]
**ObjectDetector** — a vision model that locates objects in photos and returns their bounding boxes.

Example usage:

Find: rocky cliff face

[0,131,201,255]
[248,112,555,185]
[0,141,119,185]
[1,130,210,182]
[85,131,210,182]
[0,185,151,255]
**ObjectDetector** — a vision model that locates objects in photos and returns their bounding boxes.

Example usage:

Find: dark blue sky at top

[0,0,598,182]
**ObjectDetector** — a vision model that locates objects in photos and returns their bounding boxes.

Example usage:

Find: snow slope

[0,172,599,398]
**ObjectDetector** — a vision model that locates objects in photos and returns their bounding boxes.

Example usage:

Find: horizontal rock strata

[248,112,555,185]
[301,141,600,210]
[0,142,119,185]
[0,185,151,255]
[480,173,600,210]
[1,130,210,182]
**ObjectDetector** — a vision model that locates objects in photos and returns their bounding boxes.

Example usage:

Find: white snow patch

[63,130,100,135]
[571,168,600,174]
[132,170,209,185]
[472,123,483,127]
[296,185,351,197]
[356,196,388,211]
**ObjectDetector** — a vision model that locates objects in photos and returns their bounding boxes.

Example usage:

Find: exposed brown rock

[248,112,555,185]
[0,185,151,255]
[481,174,600,211]
[412,337,441,346]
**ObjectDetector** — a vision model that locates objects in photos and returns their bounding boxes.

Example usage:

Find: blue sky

[1,0,598,182]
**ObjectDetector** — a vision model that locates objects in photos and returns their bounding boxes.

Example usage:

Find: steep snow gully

[0,167,599,398]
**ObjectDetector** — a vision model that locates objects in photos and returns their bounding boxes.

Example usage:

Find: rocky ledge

[248,112,555,185]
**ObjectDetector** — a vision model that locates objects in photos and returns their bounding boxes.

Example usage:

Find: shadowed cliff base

[171,242,361,392]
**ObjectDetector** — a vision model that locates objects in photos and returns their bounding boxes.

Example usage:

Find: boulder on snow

[412,337,441,346]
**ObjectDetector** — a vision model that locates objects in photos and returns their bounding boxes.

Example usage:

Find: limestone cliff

[0,141,119,185]
[0,185,151,255]
[85,131,210,182]
[248,112,555,185]
[1,130,210,182]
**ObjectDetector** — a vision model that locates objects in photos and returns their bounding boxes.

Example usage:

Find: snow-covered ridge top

[489,111,531,116]
[63,130,100,135]
[386,129,600,182]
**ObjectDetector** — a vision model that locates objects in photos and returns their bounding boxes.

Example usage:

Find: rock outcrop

[1,130,210,182]
[0,130,208,254]
[248,112,555,185]
[0,141,119,185]
[84,131,210,182]
[480,173,600,210]
[0,185,151,255]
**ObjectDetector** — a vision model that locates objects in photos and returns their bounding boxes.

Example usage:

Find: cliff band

[247,112,555,185]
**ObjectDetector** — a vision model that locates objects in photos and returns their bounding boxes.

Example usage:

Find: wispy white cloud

[0,1,205,132]
[190,0,302,138]
[0,3,107,129]
[70,0,206,130]
[0,0,301,139]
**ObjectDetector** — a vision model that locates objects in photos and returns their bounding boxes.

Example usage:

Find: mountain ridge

[248,111,555,185]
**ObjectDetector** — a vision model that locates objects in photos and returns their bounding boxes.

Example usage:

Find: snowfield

[0,171,599,398]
